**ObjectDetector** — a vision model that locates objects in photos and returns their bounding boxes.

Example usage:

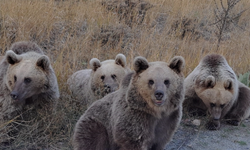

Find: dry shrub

[90,24,140,52]
[1,108,55,149]
[102,0,153,27]
[170,17,202,40]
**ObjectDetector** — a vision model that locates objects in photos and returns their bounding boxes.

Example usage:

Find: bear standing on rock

[67,54,130,106]
[184,54,250,130]
[73,56,185,150]
[0,41,59,141]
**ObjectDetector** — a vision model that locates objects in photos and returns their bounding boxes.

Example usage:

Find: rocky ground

[166,118,250,150]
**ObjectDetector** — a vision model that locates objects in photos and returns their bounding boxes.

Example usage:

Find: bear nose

[10,91,19,100]
[104,84,111,89]
[154,90,164,100]
[104,84,111,93]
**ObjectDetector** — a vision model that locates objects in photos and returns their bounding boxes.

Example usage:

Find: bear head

[128,56,185,117]
[89,54,128,97]
[194,54,238,120]
[5,50,52,105]
[195,75,237,120]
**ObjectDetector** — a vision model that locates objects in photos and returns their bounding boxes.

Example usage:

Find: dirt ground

[165,118,250,150]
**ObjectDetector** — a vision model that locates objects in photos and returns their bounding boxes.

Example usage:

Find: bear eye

[101,75,105,80]
[14,75,17,82]
[148,80,154,85]
[210,103,216,108]
[164,80,170,85]
[111,74,116,79]
[24,77,32,84]
[220,104,225,108]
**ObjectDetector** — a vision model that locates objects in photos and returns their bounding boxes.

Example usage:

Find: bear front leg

[113,113,154,150]
[73,117,110,150]
[225,114,240,126]
[225,84,250,126]
[205,118,220,130]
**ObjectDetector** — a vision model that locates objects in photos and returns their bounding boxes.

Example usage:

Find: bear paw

[226,120,240,126]
[206,120,220,130]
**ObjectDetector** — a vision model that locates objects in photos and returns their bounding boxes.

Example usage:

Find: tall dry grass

[0,0,250,149]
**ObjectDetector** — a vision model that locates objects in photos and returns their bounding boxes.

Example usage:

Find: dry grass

[0,0,250,149]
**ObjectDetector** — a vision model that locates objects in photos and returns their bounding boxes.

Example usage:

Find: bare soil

[165,118,250,150]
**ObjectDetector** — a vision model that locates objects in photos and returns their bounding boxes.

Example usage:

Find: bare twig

[212,0,246,51]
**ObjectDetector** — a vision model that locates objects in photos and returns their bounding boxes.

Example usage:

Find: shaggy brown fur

[73,56,185,150]
[0,41,59,142]
[67,54,130,106]
[184,54,250,130]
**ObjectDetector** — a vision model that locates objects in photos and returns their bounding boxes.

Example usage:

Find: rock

[192,119,201,126]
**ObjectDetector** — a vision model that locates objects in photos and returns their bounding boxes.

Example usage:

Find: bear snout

[104,83,119,94]
[10,91,19,100]
[104,84,111,93]
[154,90,164,100]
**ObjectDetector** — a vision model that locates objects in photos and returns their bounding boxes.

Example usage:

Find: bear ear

[90,58,101,71]
[115,53,126,67]
[133,56,149,74]
[37,55,50,70]
[205,76,215,88]
[224,78,233,90]
[6,50,22,65]
[169,56,185,74]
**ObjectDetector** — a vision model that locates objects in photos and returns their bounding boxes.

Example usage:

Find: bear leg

[73,117,110,150]
[225,84,250,126]
[205,119,220,130]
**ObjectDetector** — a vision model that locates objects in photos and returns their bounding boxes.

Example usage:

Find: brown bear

[73,56,185,150]
[184,54,250,130]
[67,54,130,105]
[0,41,59,142]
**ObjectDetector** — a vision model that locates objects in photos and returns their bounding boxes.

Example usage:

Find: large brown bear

[0,41,59,142]
[67,54,130,105]
[184,54,250,130]
[73,56,185,150]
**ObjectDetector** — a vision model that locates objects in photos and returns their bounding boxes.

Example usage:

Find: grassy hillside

[0,0,250,149]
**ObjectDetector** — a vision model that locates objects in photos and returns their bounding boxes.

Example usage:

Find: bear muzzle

[104,84,111,93]
[104,84,118,94]
[153,90,165,106]
[10,91,19,101]
[155,90,164,100]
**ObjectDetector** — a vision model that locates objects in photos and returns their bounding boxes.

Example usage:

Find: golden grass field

[0,0,250,149]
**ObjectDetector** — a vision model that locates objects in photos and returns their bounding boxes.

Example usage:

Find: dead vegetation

[102,0,153,27]
[0,0,250,149]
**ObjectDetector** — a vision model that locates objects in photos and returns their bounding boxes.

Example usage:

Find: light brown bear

[0,41,59,141]
[67,54,130,105]
[73,56,185,150]
[184,54,250,130]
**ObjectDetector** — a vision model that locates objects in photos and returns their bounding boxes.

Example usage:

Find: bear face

[130,56,185,116]
[195,75,236,120]
[5,50,50,104]
[89,54,128,97]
